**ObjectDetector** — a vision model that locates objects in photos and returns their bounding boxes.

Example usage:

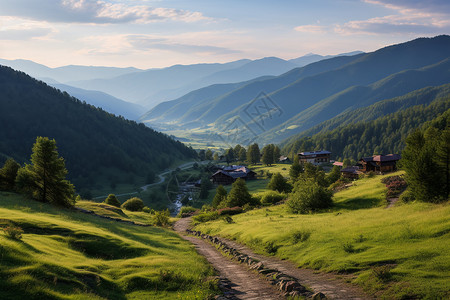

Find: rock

[311,292,327,299]
[250,261,264,270]
[284,281,303,292]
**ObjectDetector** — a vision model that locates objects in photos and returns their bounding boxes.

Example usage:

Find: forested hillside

[0,66,197,195]
[281,87,450,160]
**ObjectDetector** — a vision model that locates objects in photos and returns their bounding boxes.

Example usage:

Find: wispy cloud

[0,27,53,40]
[0,0,211,24]
[294,25,325,34]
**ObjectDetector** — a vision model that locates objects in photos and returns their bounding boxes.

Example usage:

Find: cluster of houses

[209,149,401,185]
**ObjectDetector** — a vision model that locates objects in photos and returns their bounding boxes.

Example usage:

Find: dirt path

[174,218,284,299]
[216,237,372,300]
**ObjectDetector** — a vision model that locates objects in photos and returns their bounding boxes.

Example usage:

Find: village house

[340,166,362,180]
[359,154,401,173]
[279,156,291,164]
[210,165,256,185]
[298,150,331,164]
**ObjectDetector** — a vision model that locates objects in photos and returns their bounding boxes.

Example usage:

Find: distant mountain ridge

[141,35,450,146]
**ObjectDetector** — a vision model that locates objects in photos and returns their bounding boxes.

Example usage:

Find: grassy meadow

[196,172,450,299]
[0,192,218,299]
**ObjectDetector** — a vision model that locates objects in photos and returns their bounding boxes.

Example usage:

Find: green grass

[249,163,291,178]
[0,192,218,299]
[195,173,450,299]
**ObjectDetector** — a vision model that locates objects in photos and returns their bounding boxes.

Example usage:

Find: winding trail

[174,217,372,300]
[174,218,284,299]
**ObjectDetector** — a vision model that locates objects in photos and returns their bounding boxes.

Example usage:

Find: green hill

[0,66,197,196]
[0,192,217,299]
[281,84,450,160]
[195,173,450,299]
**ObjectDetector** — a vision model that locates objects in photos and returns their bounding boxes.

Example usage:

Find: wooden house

[279,156,291,164]
[298,150,331,164]
[210,165,256,185]
[341,166,362,180]
[359,154,401,173]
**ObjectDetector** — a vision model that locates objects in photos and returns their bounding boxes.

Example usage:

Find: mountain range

[0,66,197,196]
[142,35,450,147]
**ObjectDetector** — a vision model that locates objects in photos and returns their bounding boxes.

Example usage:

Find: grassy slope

[196,172,450,299]
[0,192,217,299]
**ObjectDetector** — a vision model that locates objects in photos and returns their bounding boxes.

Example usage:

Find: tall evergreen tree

[0,158,20,191]
[15,137,75,207]
[212,185,227,208]
[247,143,260,165]
[262,144,275,166]
[238,147,247,162]
[273,146,281,164]
[224,178,252,207]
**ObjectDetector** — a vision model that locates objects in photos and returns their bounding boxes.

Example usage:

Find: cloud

[335,14,450,35]
[333,0,450,35]
[0,0,211,24]
[127,35,241,55]
[0,27,53,40]
[294,25,326,34]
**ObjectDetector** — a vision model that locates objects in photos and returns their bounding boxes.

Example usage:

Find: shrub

[192,211,219,223]
[217,206,243,216]
[142,206,151,213]
[287,180,333,214]
[399,188,415,203]
[342,242,356,253]
[223,215,234,224]
[260,191,286,206]
[267,173,291,193]
[366,171,376,178]
[3,226,24,240]
[291,230,311,244]
[121,197,144,211]
[154,209,170,226]
[264,241,279,254]
[104,194,121,208]
[177,206,198,218]
[372,265,393,282]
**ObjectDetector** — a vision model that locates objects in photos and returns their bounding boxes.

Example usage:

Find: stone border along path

[174,217,373,300]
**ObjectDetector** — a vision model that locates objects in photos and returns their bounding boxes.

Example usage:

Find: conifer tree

[224,178,252,207]
[212,185,227,208]
[0,158,20,191]
[247,143,260,165]
[16,137,75,207]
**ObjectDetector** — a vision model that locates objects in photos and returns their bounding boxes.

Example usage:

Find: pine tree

[224,178,252,207]
[289,159,303,181]
[273,146,281,164]
[247,143,260,165]
[0,158,20,191]
[15,137,75,207]
[238,148,247,162]
[262,144,274,166]
[212,185,227,208]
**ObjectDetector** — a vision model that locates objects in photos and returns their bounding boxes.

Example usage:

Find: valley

[1,28,449,300]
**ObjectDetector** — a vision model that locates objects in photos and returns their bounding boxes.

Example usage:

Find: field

[196,172,450,299]
[0,192,218,299]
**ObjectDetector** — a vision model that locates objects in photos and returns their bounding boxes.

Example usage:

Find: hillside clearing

[0,192,218,299]
[195,173,450,299]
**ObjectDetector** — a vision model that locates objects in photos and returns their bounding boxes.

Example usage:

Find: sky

[0,0,449,69]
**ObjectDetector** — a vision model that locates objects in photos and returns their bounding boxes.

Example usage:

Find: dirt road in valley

[174,217,372,300]
[174,217,284,299]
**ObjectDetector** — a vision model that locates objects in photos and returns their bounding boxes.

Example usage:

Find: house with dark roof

[341,166,362,180]
[210,165,256,185]
[359,154,401,173]
[279,156,291,164]
[298,150,331,164]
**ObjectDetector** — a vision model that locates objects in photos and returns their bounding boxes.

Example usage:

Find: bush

[399,188,415,203]
[372,265,393,282]
[154,209,170,226]
[3,226,24,240]
[260,191,286,206]
[104,194,121,208]
[177,206,198,218]
[291,230,311,244]
[217,206,243,216]
[142,206,151,213]
[121,197,144,211]
[264,241,279,254]
[267,173,291,193]
[192,211,219,223]
[287,180,333,214]
[223,215,234,224]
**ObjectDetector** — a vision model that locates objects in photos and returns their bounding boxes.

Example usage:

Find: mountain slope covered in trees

[0,66,197,196]
[143,35,450,146]
[281,84,450,160]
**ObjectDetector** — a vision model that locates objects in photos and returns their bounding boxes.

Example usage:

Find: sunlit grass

[0,192,217,299]
[196,173,450,299]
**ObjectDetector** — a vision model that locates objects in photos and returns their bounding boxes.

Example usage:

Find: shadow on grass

[334,197,382,210]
